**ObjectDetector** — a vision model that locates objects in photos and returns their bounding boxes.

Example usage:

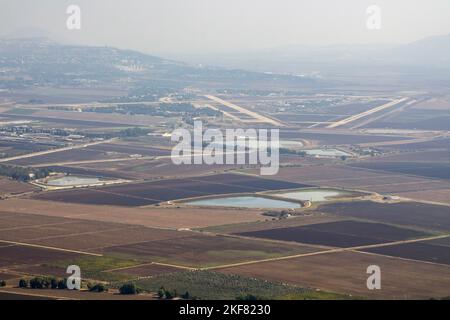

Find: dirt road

[0,240,103,257]
[0,138,117,163]
[204,234,450,270]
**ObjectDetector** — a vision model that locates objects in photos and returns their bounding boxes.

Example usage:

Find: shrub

[0,280,6,287]
[88,283,106,293]
[236,294,262,300]
[119,283,140,295]
[57,279,67,289]
[164,290,174,300]
[50,278,58,289]
[157,287,165,299]
[18,279,28,288]
[29,277,50,289]
[29,277,43,289]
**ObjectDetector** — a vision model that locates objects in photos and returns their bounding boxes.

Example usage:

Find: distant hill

[0,37,314,92]
[385,34,450,67]
[177,34,450,74]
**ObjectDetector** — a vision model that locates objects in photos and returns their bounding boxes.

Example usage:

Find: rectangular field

[102,234,321,268]
[86,143,170,157]
[258,165,450,194]
[24,226,186,251]
[71,158,238,180]
[111,263,185,278]
[236,220,428,248]
[0,210,186,251]
[217,251,450,299]
[0,139,58,158]
[7,148,123,166]
[313,201,450,232]
[363,238,450,265]
[0,199,265,229]
[279,130,411,146]
[0,242,82,268]
[0,178,38,195]
[350,162,450,181]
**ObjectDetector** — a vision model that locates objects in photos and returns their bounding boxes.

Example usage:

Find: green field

[131,270,351,300]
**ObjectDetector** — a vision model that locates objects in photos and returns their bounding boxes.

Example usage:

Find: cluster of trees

[236,294,264,300]
[279,148,307,156]
[18,278,108,293]
[87,283,107,292]
[157,286,192,300]
[112,86,179,103]
[0,164,52,181]
[83,127,152,140]
[118,282,141,295]
[19,277,67,289]
[0,126,72,137]
[83,103,221,118]
[262,210,291,219]
[1,124,153,143]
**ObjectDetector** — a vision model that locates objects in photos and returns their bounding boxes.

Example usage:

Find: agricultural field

[0,199,266,229]
[0,113,132,129]
[362,239,450,265]
[365,108,450,131]
[350,161,450,181]
[0,243,82,268]
[279,130,411,146]
[134,270,348,300]
[110,263,186,278]
[32,173,310,206]
[39,165,135,179]
[7,148,125,166]
[312,201,450,232]
[63,158,239,180]
[255,165,450,194]
[200,214,348,234]
[0,139,60,158]
[86,143,171,157]
[0,177,38,196]
[236,220,430,248]
[17,225,186,251]
[101,234,320,268]
[217,251,450,299]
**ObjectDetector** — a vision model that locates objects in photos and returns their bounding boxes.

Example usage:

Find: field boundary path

[0,138,117,163]
[0,240,103,257]
[204,234,450,270]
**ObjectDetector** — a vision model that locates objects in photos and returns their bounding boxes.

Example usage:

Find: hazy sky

[1,0,449,55]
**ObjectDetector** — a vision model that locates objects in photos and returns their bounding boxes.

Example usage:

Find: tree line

[0,164,52,181]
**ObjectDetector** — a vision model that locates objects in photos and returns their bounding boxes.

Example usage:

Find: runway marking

[327,98,408,129]
[205,95,284,126]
